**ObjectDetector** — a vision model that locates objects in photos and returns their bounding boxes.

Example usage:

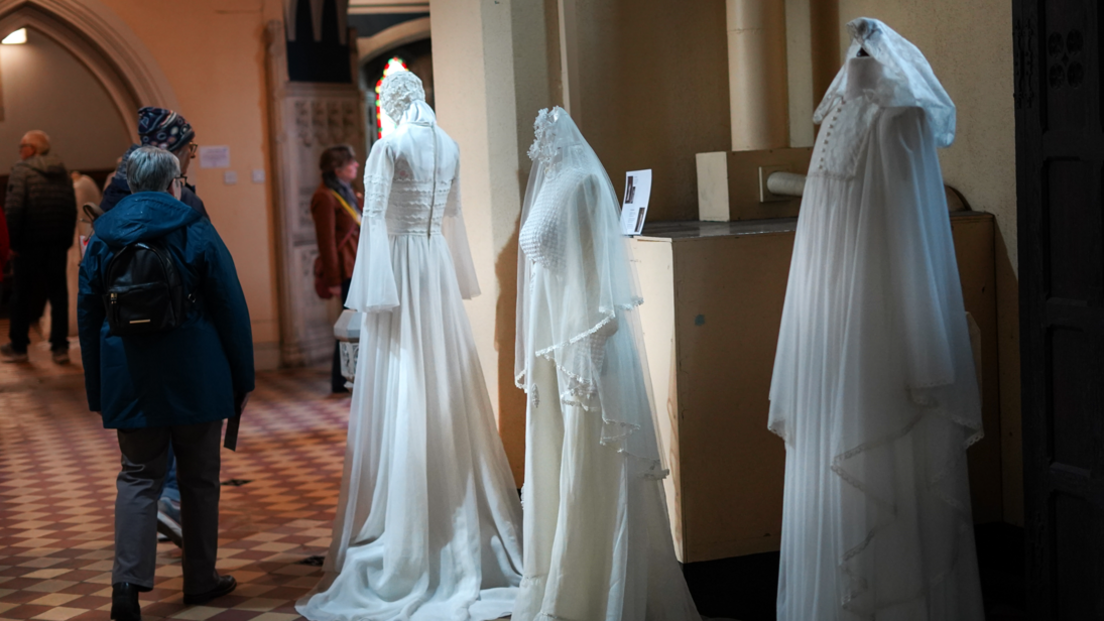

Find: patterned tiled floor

[0,322,350,621]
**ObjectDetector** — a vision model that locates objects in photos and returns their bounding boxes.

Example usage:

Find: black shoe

[0,343,28,363]
[51,348,70,365]
[183,575,236,606]
[111,582,143,621]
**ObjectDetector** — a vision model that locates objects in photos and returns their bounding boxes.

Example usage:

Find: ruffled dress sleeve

[441,159,480,299]
[345,140,399,312]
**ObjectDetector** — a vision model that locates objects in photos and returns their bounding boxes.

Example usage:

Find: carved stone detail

[265,18,367,367]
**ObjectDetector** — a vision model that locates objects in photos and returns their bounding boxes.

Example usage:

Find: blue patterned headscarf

[137,106,195,153]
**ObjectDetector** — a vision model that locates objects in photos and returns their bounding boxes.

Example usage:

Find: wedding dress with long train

[512,107,700,621]
[297,73,523,621]
[768,18,985,621]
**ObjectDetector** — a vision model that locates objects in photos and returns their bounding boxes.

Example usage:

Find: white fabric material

[380,70,426,122]
[297,97,522,621]
[769,18,985,621]
[513,107,699,621]
[346,100,480,311]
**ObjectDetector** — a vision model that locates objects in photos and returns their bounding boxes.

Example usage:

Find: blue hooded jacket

[78,191,255,429]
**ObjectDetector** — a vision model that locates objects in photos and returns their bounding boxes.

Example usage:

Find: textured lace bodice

[367,175,453,236]
[808,96,882,182]
[519,166,586,271]
[364,123,459,237]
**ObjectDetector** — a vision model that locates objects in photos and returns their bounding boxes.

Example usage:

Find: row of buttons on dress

[819,98,845,172]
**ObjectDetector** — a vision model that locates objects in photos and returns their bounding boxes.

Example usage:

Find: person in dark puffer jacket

[1,130,77,364]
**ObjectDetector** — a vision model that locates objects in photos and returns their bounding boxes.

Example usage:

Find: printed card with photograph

[620,169,652,236]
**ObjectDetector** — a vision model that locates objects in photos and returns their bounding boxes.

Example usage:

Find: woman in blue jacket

[78,146,254,621]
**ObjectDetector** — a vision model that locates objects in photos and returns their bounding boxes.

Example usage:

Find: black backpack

[102,238,193,336]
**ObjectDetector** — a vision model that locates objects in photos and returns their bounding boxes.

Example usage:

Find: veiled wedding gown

[768,18,985,621]
[513,107,699,621]
[297,98,523,621]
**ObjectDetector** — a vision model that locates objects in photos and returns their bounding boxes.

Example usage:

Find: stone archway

[356,16,431,66]
[0,0,179,136]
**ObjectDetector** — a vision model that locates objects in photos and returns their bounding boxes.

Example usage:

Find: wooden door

[1015,0,1104,618]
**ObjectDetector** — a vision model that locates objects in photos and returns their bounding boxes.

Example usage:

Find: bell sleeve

[345,141,399,312]
[442,161,480,299]
[876,106,960,394]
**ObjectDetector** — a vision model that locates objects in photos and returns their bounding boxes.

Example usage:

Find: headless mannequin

[845,53,884,100]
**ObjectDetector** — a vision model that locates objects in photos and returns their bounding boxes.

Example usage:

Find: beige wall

[834,0,1022,524]
[430,0,730,481]
[835,1,1016,269]
[99,0,284,368]
[571,0,731,222]
[0,28,130,170]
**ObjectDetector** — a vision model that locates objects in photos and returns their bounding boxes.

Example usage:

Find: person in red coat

[311,144,362,394]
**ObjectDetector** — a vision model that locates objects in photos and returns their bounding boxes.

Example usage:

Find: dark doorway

[1014,1,1104,619]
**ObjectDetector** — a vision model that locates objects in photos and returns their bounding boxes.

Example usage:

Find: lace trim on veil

[808,385,984,616]
[516,298,666,480]
[527,108,557,164]
[527,108,587,179]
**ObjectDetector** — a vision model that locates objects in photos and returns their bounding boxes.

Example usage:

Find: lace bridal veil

[514,107,698,620]
[515,107,665,477]
[769,17,985,621]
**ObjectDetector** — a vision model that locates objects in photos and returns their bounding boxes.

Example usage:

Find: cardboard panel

[951,214,1004,523]
[634,212,1002,562]
[672,231,794,561]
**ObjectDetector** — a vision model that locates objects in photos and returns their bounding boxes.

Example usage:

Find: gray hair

[22,130,51,154]
[126,146,180,193]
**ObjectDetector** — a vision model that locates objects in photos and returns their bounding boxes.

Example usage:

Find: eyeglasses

[186,143,198,156]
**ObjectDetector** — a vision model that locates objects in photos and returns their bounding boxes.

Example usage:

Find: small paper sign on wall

[620,169,652,236]
[199,145,230,169]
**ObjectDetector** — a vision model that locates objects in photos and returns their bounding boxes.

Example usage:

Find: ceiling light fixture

[2,28,27,45]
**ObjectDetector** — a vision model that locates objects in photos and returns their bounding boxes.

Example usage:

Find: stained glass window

[375,56,409,139]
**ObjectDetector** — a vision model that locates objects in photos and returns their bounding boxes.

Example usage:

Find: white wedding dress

[768,19,985,621]
[513,107,700,621]
[297,90,523,621]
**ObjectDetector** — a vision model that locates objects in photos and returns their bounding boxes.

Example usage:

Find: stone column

[726,0,790,151]
[430,0,560,484]
[809,0,840,109]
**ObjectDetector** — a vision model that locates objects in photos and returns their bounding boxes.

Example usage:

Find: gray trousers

[113,420,222,593]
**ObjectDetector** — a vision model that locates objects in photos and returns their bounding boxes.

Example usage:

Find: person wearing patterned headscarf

[100,106,208,219]
[97,106,211,551]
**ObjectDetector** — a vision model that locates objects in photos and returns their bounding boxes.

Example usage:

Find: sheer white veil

[815,17,956,147]
[770,20,983,617]
[514,107,666,479]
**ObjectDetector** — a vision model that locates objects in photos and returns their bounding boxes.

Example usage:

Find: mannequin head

[380,71,425,121]
[845,56,884,101]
